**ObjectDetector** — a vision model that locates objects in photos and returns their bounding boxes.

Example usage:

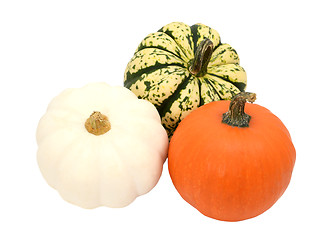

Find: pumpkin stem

[222,92,257,127]
[189,38,214,76]
[85,111,111,135]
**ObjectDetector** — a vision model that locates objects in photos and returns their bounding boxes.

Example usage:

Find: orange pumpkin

[168,92,296,221]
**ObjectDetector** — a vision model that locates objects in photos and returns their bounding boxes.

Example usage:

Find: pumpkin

[36,82,168,208]
[124,22,247,137]
[168,92,296,221]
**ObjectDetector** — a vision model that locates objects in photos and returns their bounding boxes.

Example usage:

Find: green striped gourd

[124,22,247,137]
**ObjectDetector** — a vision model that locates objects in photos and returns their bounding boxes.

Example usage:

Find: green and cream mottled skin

[124,22,247,137]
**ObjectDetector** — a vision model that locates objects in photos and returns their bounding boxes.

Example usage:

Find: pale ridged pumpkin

[168,92,296,221]
[124,22,247,137]
[36,83,168,209]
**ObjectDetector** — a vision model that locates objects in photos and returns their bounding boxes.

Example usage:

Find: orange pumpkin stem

[222,92,257,127]
[189,38,214,77]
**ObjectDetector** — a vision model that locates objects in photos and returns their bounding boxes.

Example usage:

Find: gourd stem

[189,38,214,76]
[222,92,257,127]
[85,111,111,135]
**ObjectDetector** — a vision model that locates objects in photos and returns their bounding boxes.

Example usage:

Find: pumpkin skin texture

[124,22,247,138]
[168,95,296,221]
[36,82,168,209]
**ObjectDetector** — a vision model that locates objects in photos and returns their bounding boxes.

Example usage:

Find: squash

[124,22,247,137]
[36,82,168,208]
[168,92,296,221]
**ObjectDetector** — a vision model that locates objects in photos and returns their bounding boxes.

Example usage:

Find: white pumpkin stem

[189,38,214,76]
[222,92,256,127]
[85,111,111,135]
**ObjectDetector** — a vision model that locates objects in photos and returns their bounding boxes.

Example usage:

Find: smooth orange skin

[168,100,296,221]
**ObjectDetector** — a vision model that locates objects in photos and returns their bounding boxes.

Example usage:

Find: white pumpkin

[36,82,168,208]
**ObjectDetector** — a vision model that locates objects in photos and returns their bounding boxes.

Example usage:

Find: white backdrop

[1,0,333,239]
